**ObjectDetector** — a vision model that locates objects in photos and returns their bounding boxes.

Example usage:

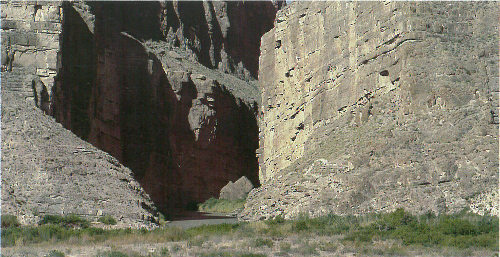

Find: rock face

[48,1,277,213]
[1,68,157,227]
[1,0,62,94]
[241,2,499,220]
[159,1,277,80]
[219,176,254,200]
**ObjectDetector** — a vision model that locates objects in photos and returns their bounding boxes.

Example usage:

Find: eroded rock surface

[1,0,62,92]
[219,176,254,200]
[159,1,277,80]
[1,68,157,227]
[240,2,499,220]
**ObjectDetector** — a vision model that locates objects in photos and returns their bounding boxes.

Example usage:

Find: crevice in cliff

[51,2,96,139]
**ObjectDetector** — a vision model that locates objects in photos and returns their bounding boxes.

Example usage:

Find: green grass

[343,209,499,250]
[198,198,246,214]
[2,209,498,253]
[1,225,133,247]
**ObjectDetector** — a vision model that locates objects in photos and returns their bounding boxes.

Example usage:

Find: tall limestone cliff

[241,2,499,220]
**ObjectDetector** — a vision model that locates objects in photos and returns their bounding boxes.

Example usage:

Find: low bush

[1,214,20,228]
[252,237,274,248]
[198,251,266,257]
[98,215,117,225]
[95,251,128,257]
[47,250,65,257]
[39,214,90,228]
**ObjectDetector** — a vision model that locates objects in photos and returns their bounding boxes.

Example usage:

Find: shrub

[158,212,167,226]
[47,250,65,257]
[39,214,90,228]
[96,251,128,257]
[343,209,499,251]
[253,237,274,248]
[170,244,182,253]
[298,241,318,255]
[240,253,266,257]
[265,215,285,225]
[279,242,291,252]
[98,215,117,225]
[375,208,415,231]
[1,214,20,228]
[159,247,170,257]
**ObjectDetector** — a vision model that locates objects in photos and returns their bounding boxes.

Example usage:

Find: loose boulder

[219,176,253,201]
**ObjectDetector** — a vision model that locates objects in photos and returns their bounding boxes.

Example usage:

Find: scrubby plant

[297,241,318,255]
[98,215,117,225]
[1,214,20,228]
[46,250,65,257]
[39,214,90,228]
[159,247,170,257]
[95,251,128,257]
[252,237,274,248]
[279,241,291,252]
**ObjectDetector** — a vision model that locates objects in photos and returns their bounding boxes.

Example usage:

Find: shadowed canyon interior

[52,1,278,213]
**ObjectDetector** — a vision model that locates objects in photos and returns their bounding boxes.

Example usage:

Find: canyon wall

[49,1,277,213]
[1,0,62,94]
[1,1,159,226]
[159,1,278,80]
[2,67,157,227]
[241,2,499,220]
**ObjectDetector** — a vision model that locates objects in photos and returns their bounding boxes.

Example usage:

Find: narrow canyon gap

[50,1,279,214]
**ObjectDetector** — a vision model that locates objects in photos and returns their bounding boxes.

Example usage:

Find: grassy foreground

[1,209,498,256]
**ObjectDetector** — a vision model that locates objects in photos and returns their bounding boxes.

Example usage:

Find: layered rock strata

[1,0,62,92]
[241,1,499,220]
[1,68,157,227]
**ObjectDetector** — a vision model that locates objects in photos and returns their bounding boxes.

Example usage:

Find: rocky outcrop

[48,1,277,214]
[1,0,62,93]
[1,68,157,227]
[219,176,254,200]
[159,1,277,80]
[241,2,499,220]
